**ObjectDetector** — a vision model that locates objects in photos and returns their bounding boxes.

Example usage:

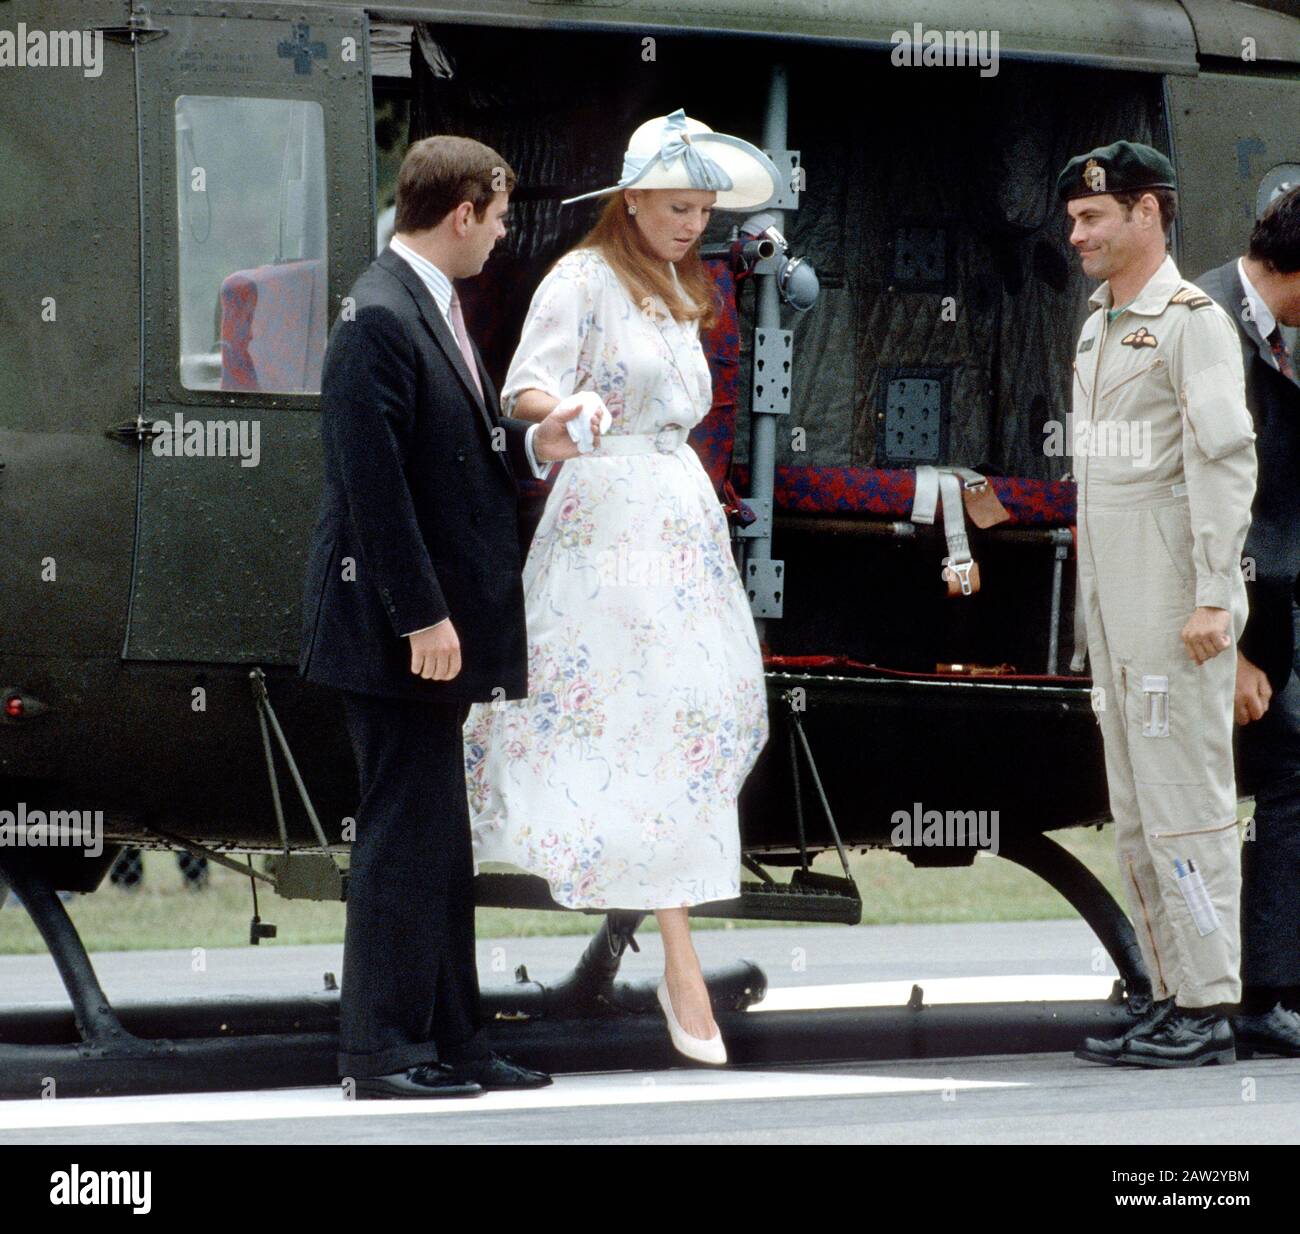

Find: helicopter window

[175,95,328,395]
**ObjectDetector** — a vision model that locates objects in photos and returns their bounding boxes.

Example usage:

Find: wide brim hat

[561,108,781,210]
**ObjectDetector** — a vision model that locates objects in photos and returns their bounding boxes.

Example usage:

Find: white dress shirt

[1238,257,1278,345]
[388,237,552,637]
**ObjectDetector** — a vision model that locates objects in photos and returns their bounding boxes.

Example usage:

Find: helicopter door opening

[122,4,372,664]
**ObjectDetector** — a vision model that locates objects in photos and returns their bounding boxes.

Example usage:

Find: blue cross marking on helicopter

[277,22,326,75]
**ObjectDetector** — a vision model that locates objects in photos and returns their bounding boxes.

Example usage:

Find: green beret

[1056,141,1176,202]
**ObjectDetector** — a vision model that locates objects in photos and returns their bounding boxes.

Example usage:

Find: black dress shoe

[1115,1006,1236,1068]
[444,1052,553,1090]
[1232,1004,1300,1059]
[1075,998,1174,1066]
[352,1063,484,1100]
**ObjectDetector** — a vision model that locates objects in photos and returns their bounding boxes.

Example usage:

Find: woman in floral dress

[464,111,777,1061]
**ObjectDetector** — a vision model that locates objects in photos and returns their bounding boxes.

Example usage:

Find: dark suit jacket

[1197,259,1300,692]
[299,247,538,703]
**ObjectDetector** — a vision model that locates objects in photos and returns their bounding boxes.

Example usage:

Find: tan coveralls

[1073,254,1257,1007]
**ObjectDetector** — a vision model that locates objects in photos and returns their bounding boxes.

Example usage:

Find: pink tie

[1268,327,1294,381]
[449,289,484,402]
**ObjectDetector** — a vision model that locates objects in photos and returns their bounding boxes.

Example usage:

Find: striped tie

[1268,327,1295,381]
[449,289,485,402]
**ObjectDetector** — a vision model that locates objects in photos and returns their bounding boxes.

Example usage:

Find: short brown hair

[1113,187,1178,236]
[1248,184,1300,275]
[394,135,517,232]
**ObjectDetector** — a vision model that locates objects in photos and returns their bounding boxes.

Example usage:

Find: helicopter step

[473,869,862,926]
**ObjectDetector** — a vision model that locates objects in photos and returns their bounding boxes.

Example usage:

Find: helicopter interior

[394,21,1169,680]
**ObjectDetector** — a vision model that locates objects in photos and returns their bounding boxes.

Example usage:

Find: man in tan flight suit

[1061,143,1258,1067]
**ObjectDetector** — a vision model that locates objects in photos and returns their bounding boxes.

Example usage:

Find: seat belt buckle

[942,556,978,597]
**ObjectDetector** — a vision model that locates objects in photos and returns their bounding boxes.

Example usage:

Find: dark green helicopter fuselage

[1,0,1297,904]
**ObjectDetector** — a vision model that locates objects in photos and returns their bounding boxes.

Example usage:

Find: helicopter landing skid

[0,856,330,1099]
[482,910,767,1020]
[0,860,1141,1100]
[0,872,768,1098]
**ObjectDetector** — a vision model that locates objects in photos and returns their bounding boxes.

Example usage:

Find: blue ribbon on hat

[619,108,734,192]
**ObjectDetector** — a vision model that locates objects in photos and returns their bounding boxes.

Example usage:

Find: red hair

[568,194,718,332]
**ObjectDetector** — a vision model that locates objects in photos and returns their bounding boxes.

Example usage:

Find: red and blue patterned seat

[220,258,327,394]
[523,259,1076,526]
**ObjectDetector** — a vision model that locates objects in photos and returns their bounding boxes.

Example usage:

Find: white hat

[561,108,780,210]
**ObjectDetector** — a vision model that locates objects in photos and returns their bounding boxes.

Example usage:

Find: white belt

[912,465,985,596]
[582,423,689,456]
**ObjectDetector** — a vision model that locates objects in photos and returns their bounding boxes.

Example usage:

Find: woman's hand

[534,397,606,461]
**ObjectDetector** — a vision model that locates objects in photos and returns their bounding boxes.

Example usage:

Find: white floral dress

[463,247,770,910]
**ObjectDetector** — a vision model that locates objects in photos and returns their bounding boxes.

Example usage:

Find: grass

[0,823,1142,957]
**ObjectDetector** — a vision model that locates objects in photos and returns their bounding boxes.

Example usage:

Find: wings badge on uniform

[1121,327,1159,348]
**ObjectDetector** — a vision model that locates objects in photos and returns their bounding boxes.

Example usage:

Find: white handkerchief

[554,391,612,454]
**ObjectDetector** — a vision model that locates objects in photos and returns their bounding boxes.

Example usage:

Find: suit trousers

[1236,606,1300,991]
[336,688,490,1078]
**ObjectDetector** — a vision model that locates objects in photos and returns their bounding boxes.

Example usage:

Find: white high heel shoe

[657,978,727,1065]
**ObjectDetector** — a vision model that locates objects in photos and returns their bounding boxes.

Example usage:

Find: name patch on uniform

[1121,327,1158,349]
[1077,336,1095,353]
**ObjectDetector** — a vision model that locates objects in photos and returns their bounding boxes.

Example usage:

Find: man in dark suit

[300,136,600,1098]
[1197,184,1300,1058]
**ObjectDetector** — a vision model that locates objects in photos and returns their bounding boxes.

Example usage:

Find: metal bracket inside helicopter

[4,0,1297,1096]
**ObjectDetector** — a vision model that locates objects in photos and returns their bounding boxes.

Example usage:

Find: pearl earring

[627,205,637,215]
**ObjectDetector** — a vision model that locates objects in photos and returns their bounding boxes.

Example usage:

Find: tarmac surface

[0,920,1296,1144]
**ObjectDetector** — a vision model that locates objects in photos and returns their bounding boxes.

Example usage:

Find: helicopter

[1,0,1298,1096]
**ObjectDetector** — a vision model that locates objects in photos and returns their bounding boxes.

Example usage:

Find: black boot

[1115,1005,1236,1068]
[1232,1004,1300,1059]
[1075,998,1174,1066]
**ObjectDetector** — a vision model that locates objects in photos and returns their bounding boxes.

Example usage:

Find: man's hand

[1181,606,1232,665]
[409,620,460,680]
[533,399,604,462]
[1234,649,1272,725]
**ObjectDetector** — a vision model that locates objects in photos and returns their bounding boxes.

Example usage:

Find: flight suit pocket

[1180,359,1255,461]
[1124,658,1206,785]
[1072,359,1091,401]
[1098,356,1165,404]
[1148,504,1195,591]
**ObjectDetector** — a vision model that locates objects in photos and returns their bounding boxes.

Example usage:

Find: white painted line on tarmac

[0,1069,1023,1132]
[750,975,1114,1011]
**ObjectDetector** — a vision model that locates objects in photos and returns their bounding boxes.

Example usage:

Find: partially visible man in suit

[300,136,601,1098]
[1197,184,1300,1058]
